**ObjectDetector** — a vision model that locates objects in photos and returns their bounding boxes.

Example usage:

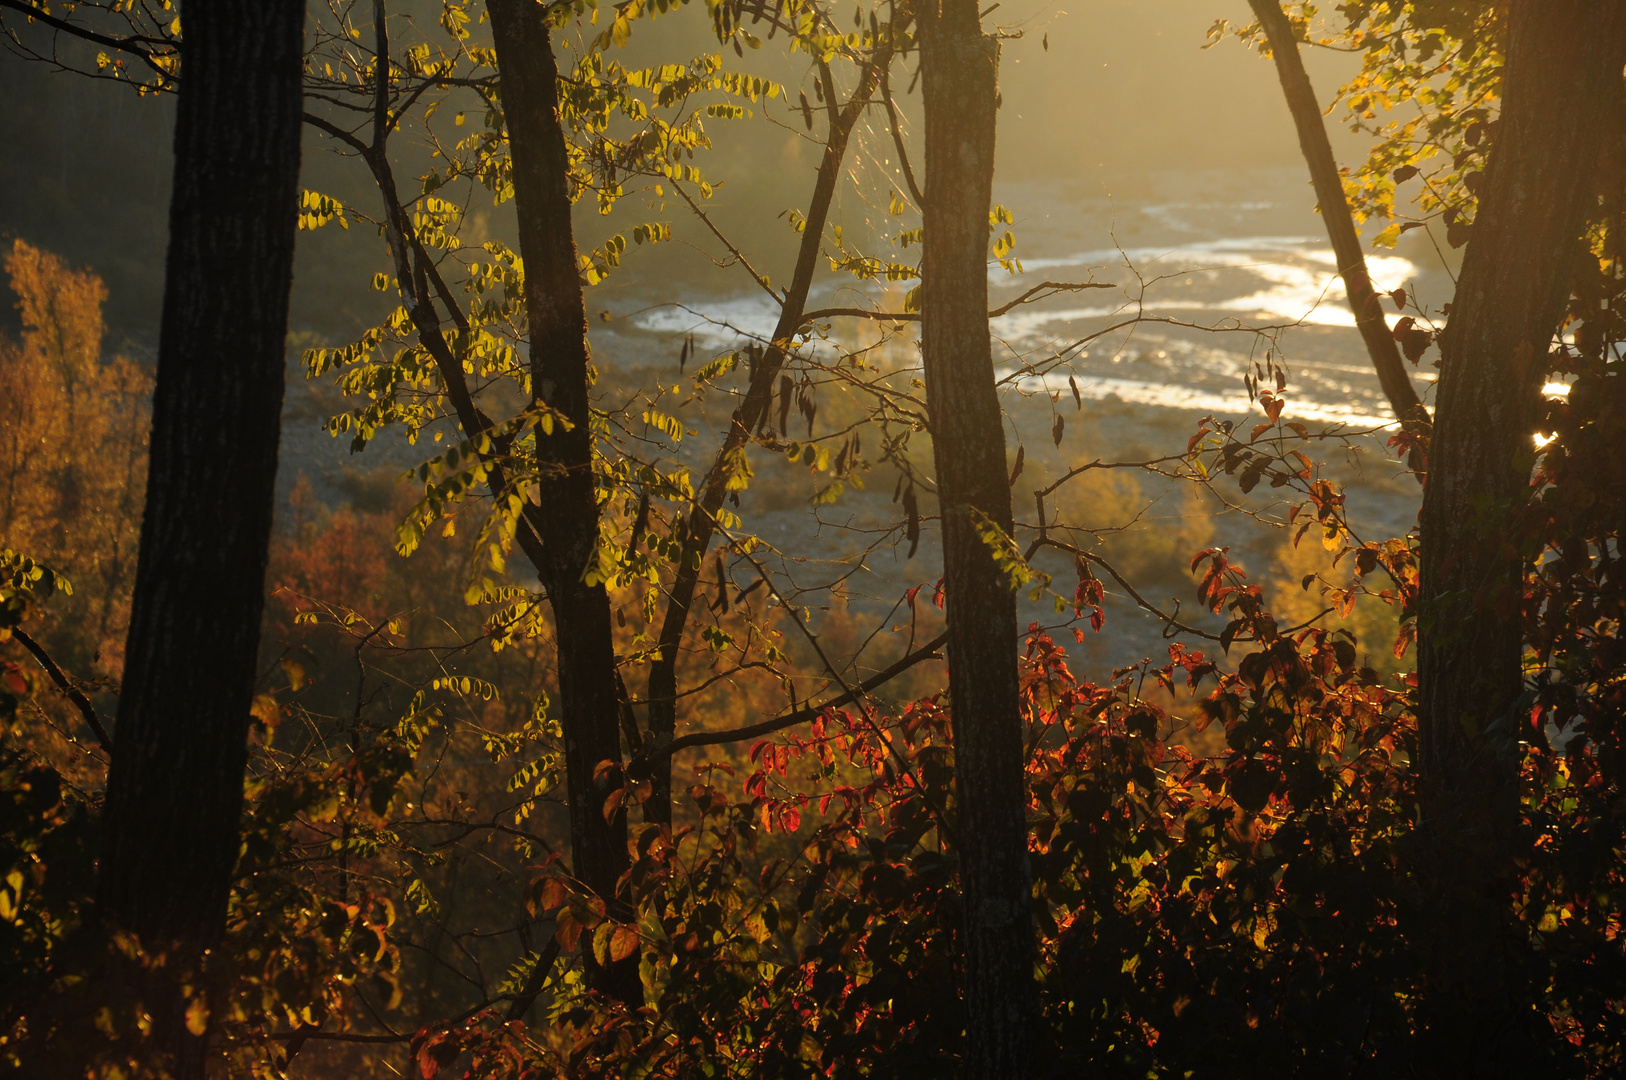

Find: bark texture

[486,0,640,1005]
[1415,2,1626,1070]
[96,2,306,1075]
[1247,0,1431,447]
[918,3,1036,1074]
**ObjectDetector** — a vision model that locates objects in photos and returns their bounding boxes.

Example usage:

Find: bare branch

[989,280,1115,318]
[879,57,924,208]
[671,181,780,303]
[12,628,114,754]
[505,938,563,1021]
[636,631,948,764]
[800,281,1114,325]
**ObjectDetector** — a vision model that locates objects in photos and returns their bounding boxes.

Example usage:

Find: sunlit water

[581,171,1451,677]
[284,168,1476,682]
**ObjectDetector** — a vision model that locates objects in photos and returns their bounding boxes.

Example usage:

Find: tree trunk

[485,0,640,1006]
[1246,0,1431,453]
[1415,2,1626,1070]
[639,55,885,827]
[918,3,1036,1075]
[95,3,306,1077]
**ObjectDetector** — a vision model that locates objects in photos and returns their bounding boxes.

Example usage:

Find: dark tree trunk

[1246,0,1431,450]
[1415,2,1626,1070]
[918,2,1036,1075]
[639,55,885,827]
[95,2,306,1076]
[485,0,640,1006]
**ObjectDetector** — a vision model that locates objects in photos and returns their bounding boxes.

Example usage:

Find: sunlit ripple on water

[630,234,1427,431]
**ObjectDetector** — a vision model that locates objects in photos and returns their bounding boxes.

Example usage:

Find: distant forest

[4,2,1626,1079]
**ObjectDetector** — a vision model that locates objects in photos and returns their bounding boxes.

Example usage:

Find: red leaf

[609,924,640,962]
[1391,316,1433,364]
[602,787,626,823]
[414,1029,460,1080]
[555,909,583,952]
[532,876,566,915]
[1393,619,1417,660]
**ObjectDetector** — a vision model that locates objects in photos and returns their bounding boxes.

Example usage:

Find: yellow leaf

[280,657,307,692]
[184,996,209,1037]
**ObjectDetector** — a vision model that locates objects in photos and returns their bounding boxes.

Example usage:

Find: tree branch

[672,181,780,303]
[1246,0,1431,465]
[12,628,113,754]
[342,10,549,574]
[0,0,177,85]
[989,280,1115,317]
[641,33,898,821]
[801,281,1114,325]
[635,631,947,766]
[505,938,562,1021]
[879,55,924,209]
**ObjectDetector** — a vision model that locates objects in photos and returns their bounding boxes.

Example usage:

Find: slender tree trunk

[639,50,890,826]
[96,3,305,1077]
[1415,2,1626,1071]
[486,0,640,1006]
[918,3,1035,1074]
[1246,0,1431,456]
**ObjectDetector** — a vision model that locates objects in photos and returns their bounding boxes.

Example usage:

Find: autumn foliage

[6,237,1626,1075]
[5,0,1626,1076]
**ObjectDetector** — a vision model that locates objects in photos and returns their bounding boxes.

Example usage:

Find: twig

[505,938,563,1021]
[800,280,1114,325]
[989,280,1115,318]
[671,181,780,303]
[879,54,924,208]
[635,631,948,765]
[12,629,113,754]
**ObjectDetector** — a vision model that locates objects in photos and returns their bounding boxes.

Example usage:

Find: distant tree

[0,240,149,678]
[94,3,306,1077]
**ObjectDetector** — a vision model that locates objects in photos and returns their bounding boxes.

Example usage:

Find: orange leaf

[609,923,640,962]
[602,787,626,823]
[554,908,582,952]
